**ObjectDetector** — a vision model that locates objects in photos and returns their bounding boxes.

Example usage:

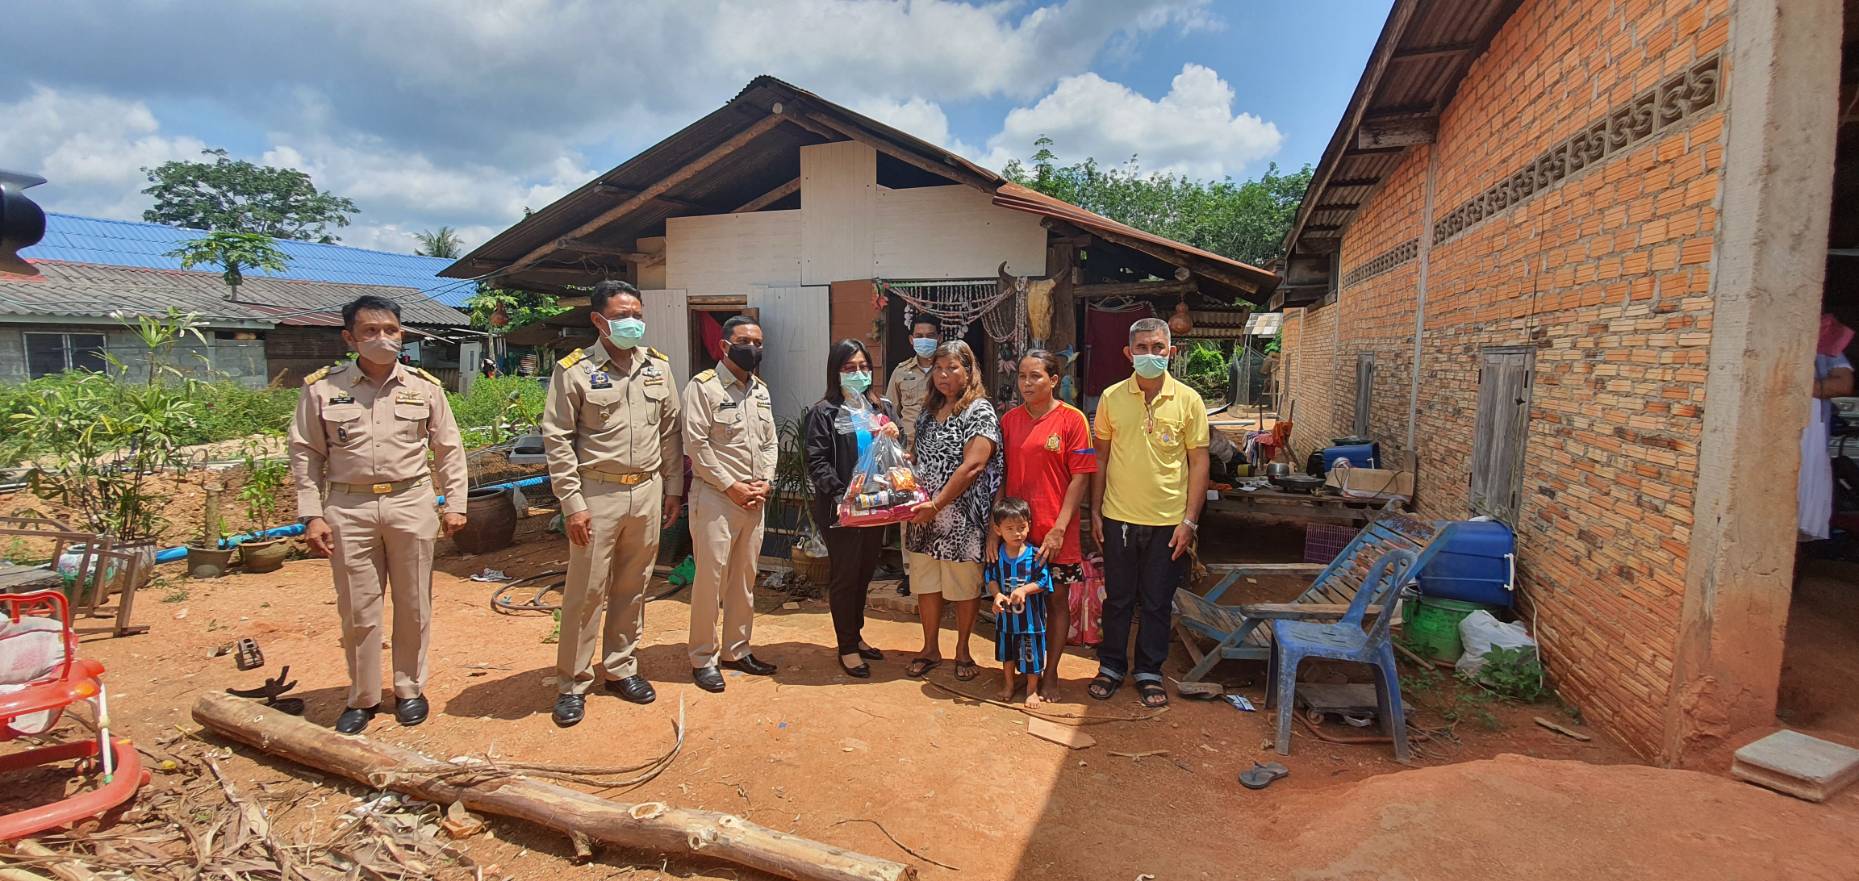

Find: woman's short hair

[825,338,874,404]
[923,339,986,416]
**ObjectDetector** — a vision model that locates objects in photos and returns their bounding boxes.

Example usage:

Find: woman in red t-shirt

[994,349,1098,700]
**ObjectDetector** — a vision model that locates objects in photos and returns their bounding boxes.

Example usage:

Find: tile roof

[21,213,477,307]
[0,261,469,327]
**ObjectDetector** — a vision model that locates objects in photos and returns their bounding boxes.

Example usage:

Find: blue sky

[2,0,1389,254]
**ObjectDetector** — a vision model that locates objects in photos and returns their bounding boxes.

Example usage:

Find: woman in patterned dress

[902,340,1002,682]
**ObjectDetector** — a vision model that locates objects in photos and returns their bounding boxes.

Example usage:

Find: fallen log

[191,693,914,881]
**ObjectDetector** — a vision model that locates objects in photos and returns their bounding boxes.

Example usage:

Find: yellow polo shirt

[1094,373,1209,526]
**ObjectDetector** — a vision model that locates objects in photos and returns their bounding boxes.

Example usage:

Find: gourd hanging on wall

[1168,299,1194,336]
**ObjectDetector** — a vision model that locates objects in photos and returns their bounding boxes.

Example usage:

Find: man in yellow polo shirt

[1087,317,1210,709]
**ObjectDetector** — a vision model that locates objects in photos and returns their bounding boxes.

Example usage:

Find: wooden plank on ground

[1175,621,1207,667]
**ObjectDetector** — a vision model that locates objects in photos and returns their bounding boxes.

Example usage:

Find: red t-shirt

[1001,401,1099,565]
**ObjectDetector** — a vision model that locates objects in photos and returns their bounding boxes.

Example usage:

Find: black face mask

[728,343,763,372]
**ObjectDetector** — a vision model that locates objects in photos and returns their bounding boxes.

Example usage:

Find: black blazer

[803,394,899,530]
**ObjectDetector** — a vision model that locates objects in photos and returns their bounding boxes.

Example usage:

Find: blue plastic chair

[1263,547,1418,762]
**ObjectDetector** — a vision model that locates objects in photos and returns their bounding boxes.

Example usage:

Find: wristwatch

[1181,517,1199,532]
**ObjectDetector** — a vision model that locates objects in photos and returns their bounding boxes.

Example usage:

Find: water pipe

[153,474,552,564]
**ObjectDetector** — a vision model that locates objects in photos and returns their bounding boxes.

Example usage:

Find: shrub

[450,375,549,448]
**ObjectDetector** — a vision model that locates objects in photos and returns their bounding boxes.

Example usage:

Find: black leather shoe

[395,694,429,726]
[552,693,585,727]
[604,675,657,704]
[857,645,884,661]
[839,657,872,679]
[896,577,911,597]
[722,654,777,676]
[334,705,377,734]
[692,666,726,693]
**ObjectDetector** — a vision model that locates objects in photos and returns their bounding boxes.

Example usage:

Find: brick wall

[1275,0,1730,757]
[1288,301,1338,458]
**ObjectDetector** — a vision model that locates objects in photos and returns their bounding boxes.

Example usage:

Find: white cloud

[0,3,1269,256]
[0,87,207,220]
[979,64,1283,179]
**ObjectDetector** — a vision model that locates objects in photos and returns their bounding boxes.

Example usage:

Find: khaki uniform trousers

[323,479,437,709]
[687,482,766,668]
[557,474,662,694]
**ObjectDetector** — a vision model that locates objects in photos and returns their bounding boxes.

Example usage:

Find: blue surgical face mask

[840,370,872,395]
[911,338,938,358]
[602,316,646,348]
[1132,353,1170,379]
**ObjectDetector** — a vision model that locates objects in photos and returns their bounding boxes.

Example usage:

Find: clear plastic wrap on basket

[835,432,930,527]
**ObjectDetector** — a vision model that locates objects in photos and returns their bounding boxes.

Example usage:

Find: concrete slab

[1731,729,1859,802]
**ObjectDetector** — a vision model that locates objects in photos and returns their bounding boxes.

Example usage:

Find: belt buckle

[618,473,644,486]
[371,482,393,494]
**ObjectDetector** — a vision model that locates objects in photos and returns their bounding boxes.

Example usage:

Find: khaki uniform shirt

[541,344,683,517]
[682,362,778,497]
[289,361,468,519]
[885,358,932,441]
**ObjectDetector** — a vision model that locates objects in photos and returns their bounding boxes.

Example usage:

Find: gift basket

[835,433,930,527]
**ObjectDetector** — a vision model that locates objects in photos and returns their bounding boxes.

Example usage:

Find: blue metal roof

[21,213,478,308]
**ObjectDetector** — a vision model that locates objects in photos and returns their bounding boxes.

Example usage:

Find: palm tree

[414,226,464,258]
[168,231,290,303]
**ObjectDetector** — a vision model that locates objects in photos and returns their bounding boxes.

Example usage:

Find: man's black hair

[590,279,642,313]
[341,294,402,329]
[910,312,942,333]
[722,314,761,340]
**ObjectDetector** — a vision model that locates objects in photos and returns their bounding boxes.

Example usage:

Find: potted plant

[8,310,207,589]
[186,481,236,579]
[237,447,290,573]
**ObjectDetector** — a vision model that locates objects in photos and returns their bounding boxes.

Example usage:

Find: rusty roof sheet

[0,261,467,327]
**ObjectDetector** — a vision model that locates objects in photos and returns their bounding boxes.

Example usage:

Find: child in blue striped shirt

[988,497,1054,708]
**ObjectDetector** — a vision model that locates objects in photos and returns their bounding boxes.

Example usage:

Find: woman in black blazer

[803,338,901,678]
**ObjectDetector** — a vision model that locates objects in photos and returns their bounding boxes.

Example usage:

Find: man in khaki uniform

[290,295,467,735]
[542,280,683,727]
[883,312,940,596]
[683,316,779,692]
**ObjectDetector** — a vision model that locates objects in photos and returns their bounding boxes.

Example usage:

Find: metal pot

[1265,462,1293,479]
[1271,474,1326,494]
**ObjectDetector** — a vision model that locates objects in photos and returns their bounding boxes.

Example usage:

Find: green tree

[465,286,566,332]
[169,231,291,303]
[142,148,359,242]
[415,226,464,258]
[1002,137,1313,268]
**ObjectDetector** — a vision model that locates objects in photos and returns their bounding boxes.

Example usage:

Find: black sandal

[904,657,941,679]
[1087,673,1121,701]
[1135,680,1169,708]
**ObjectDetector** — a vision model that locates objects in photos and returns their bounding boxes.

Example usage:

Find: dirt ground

[7,511,1859,880]
[1779,559,1859,743]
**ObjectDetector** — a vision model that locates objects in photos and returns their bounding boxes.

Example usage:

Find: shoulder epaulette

[694,368,717,383]
[647,347,669,362]
[557,348,587,370]
[304,362,347,386]
[408,366,444,386]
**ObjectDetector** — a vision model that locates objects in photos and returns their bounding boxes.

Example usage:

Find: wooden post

[191,694,914,881]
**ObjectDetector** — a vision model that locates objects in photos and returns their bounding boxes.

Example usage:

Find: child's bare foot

[998,677,1018,702]
[1024,692,1043,708]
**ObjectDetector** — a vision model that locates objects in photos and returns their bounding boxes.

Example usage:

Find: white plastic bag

[1455,610,1536,678]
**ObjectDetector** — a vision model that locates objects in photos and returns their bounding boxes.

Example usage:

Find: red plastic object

[0,591,149,841]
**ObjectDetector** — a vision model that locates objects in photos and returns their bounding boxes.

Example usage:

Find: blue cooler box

[1417,521,1515,607]
[1321,443,1379,472]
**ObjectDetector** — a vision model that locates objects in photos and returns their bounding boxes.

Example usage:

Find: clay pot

[240,538,289,573]
[454,486,517,554]
[187,547,235,579]
[1168,301,1194,335]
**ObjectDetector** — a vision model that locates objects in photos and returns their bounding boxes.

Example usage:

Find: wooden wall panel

[665,211,801,294]
[873,185,1046,279]
[800,142,877,285]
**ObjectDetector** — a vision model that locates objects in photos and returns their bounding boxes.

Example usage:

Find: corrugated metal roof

[992,184,1277,294]
[0,261,468,327]
[21,214,476,307]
